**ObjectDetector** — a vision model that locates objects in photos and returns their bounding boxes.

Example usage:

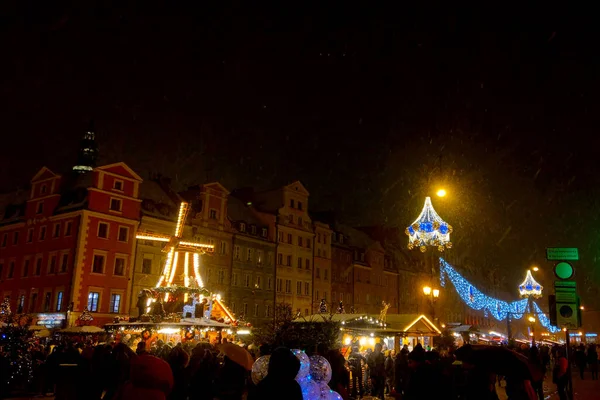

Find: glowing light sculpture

[518,270,543,298]
[406,197,453,252]
[136,201,214,299]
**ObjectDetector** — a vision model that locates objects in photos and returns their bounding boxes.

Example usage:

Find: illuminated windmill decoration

[406,197,453,252]
[519,270,543,299]
[136,202,214,300]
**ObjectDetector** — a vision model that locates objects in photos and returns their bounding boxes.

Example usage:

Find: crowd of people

[1,336,599,400]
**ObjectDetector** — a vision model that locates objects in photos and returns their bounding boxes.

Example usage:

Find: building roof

[139,179,179,220]
[227,196,264,227]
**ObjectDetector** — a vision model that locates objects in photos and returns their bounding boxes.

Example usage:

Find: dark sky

[2,4,600,299]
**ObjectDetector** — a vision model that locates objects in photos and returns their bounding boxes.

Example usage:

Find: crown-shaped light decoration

[518,270,543,298]
[405,197,453,252]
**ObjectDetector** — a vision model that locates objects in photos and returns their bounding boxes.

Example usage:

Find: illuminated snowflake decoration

[518,270,543,299]
[405,197,453,252]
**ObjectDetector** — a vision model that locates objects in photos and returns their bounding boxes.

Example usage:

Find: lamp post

[422,285,440,322]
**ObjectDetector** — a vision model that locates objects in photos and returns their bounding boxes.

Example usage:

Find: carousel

[105,201,246,346]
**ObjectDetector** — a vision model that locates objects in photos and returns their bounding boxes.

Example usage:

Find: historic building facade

[0,162,141,327]
[312,221,332,313]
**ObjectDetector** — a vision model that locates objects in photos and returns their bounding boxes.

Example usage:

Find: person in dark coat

[575,344,587,379]
[348,346,366,398]
[587,344,598,380]
[249,347,302,400]
[367,343,386,400]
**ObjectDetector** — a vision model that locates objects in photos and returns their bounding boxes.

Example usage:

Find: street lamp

[433,289,440,298]
[436,189,447,197]
[528,316,536,323]
[423,286,432,296]
[422,286,440,322]
[532,266,539,272]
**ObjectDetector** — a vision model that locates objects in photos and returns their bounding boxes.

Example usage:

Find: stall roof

[104,319,232,330]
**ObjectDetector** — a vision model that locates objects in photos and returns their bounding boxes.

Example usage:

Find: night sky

[2,4,599,301]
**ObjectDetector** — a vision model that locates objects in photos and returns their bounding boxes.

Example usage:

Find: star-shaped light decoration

[518,270,543,298]
[405,197,453,252]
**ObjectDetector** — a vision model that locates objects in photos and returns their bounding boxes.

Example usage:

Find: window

[142,258,152,274]
[53,223,61,238]
[92,254,105,273]
[267,277,272,290]
[278,231,284,242]
[316,268,320,278]
[113,180,124,191]
[1,234,6,247]
[219,241,227,255]
[240,222,246,232]
[251,225,257,235]
[27,228,33,243]
[324,291,327,301]
[13,231,19,245]
[265,305,271,317]
[304,282,310,296]
[305,259,310,270]
[65,221,72,236]
[44,292,51,312]
[234,246,240,260]
[36,202,44,214]
[231,302,236,314]
[110,198,122,212]
[307,240,311,249]
[232,273,238,286]
[218,270,225,284]
[243,303,248,316]
[0,262,3,279]
[276,278,283,292]
[41,184,47,194]
[209,209,217,219]
[48,255,57,274]
[8,261,15,278]
[114,257,126,276]
[323,250,327,258]
[317,234,321,243]
[56,291,63,311]
[277,253,283,265]
[287,233,292,243]
[257,250,263,265]
[297,257,302,268]
[60,254,68,273]
[286,255,292,266]
[23,259,30,277]
[244,274,251,287]
[18,295,25,313]
[255,276,262,289]
[39,226,46,241]
[30,293,38,312]
[267,252,273,265]
[88,292,100,312]
[254,304,259,317]
[298,201,303,210]
[247,248,253,262]
[298,217,303,227]
[262,228,268,237]
[290,199,295,208]
[285,279,292,293]
[324,269,328,280]
[323,235,327,245]
[98,222,109,239]
[110,294,121,313]
[117,226,129,242]
[288,214,294,224]
[296,281,302,295]
[298,236,303,246]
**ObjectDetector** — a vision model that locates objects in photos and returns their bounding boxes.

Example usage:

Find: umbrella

[58,325,104,334]
[455,345,531,379]
[220,343,254,370]
[130,354,173,395]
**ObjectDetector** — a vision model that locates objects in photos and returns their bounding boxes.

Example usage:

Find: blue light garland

[440,258,560,333]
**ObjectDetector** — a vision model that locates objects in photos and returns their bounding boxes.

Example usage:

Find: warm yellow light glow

[168,251,180,285]
[441,323,446,328]
[433,289,440,298]
[404,314,442,334]
[158,247,176,288]
[580,306,585,310]
[136,234,170,242]
[359,337,366,345]
[368,338,375,345]
[532,266,539,272]
[158,328,181,334]
[529,332,534,336]
[563,328,567,332]
[436,189,447,197]
[237,329,251,335]
[344,337,352,345]
[579,331,583,335]
[528,317,536,323]
[184,252,190,288]
[193,253,204,287]
[423,286,432,296]
[174,202,190,238]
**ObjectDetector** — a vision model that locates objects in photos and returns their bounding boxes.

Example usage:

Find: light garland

[533,302,561,333]
[406,197,452,252]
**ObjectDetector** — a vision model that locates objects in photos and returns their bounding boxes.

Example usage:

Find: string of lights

[533,301,561,333]
[440,258,529,321]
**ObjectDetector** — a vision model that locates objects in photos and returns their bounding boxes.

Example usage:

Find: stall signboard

[36,313,66,328]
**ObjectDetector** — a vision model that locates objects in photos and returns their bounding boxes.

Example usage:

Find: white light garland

[406,197,452,252]
[518,270,543,298]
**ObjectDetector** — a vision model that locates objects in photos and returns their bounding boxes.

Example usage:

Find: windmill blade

[174,202,190,238]
[136,232,171,242]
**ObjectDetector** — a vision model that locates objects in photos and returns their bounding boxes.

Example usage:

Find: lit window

[255,276,261,289]
[87,292,100,312]
[110,198,122,212]
[56,291,63,311]
[262,228,268,237]
[240,223,246,232]
[110,294,121,313]
[251,225,257,235]
[265,305,271,317]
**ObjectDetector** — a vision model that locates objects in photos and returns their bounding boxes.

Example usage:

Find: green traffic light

[554,262,574,280]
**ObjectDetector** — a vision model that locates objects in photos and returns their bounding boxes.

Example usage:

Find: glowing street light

[528,316,536,323]
[436,188,447,197]
[532,266,539,272]
[580,306,585,310]
[433,289,440,298]
[423,286,432,296]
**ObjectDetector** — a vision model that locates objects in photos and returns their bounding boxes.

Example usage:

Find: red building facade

[0,163,141,327]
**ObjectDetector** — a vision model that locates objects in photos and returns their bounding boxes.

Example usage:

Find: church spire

[73,120,98,173]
